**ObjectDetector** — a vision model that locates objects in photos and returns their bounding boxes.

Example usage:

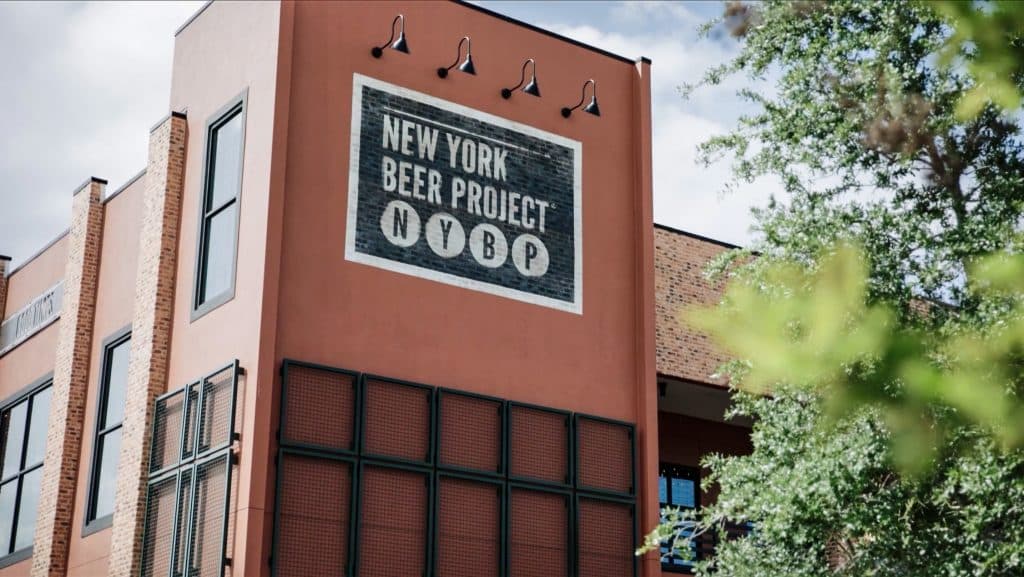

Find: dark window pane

[24,387,51,467]
[199,204,237,304]
[0,480,15,554]
[207,110,243,212]
[92,428,122,520]
[14,467,41,551]
[102,340,131,428]
[1,402,27,478]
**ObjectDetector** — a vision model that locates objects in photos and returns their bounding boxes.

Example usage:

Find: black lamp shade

[458,54,476,75]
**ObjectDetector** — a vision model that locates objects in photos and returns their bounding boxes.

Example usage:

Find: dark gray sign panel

[345,74,583,314]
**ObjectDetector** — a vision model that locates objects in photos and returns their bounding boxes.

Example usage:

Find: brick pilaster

[30,177,106,577]
[0,254,11,319]
[108,112,187,577]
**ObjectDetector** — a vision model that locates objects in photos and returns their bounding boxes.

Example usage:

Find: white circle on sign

[425,213,466,258]
[380,200,421,247]
[468,223,508,268]
[511,234,549,277]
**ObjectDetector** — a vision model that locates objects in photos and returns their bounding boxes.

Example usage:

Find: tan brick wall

[108,112,187,577]
[0,255,10,318]
[654,227,737,386]
[31,178,106,577]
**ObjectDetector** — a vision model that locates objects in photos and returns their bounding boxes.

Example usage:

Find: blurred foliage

[641,0,1024,574]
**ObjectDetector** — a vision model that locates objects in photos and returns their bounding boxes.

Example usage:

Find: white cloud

[0,1,203,267]
[544,12,785,247]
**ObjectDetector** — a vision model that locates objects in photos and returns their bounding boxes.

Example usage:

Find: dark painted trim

[73,176,108,195]
[149,109,188,134]
[5,228,69,279]
[83,326,132,530]
[174,0,214,36]
[653,222,746,250]
[0,255,11,262]
[455,0,637,65]
[191,89,248,323]
[102,168,146,205]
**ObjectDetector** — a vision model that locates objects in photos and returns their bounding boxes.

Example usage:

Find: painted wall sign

[346,74,583,314]
[0,280,63,356]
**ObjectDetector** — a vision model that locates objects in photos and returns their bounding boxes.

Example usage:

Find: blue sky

[0,1,781,267]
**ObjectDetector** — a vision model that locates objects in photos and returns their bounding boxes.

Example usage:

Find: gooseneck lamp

[561,79,600,118]
[371,14,409,58]
[437,36,475,78]
[501,59,540,99]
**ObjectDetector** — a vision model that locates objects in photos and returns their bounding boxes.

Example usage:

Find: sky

[0,1,783,269]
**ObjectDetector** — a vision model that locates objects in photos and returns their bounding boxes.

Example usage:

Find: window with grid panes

[0,380,51,565]
[86,331,130,529]
[193,95,245,319]
[659,463,699,572]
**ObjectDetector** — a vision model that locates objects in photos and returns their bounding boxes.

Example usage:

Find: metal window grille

[140,360,240,577]
[272,359,637,577]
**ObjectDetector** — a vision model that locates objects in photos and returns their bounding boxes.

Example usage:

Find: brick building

[0,2,751,576]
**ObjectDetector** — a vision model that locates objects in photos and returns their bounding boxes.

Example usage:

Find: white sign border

[345,73,584,314]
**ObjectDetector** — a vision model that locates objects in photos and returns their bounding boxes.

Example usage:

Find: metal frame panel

[272,359,638,577]
[139,360,240,577]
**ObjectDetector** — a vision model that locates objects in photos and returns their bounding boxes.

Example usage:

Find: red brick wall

[653,226,737,387]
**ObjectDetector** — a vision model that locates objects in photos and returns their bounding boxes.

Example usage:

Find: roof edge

[5,228,70,280]
[654,222,746,250]
[454,0,637,65]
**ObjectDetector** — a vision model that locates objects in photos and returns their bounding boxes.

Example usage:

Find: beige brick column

[0,255,11,318]
[108,112,187,577]
[31,177,106,577]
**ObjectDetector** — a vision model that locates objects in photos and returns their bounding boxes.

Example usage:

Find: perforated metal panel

[150,390,186,474]
[141,476,177,577]
[577,497,635,577]
[187,456,230,577]
[438,391,502,474]
[281,364,357,452]
[576,416,634,495]
[436,476,501,577]
[509,488,569,577]
[272,360,638,577]
[276,453,352,577]
[362,378,432,462]
[509,404,569,485]
[198,366,236,452]
[357,465,429,577]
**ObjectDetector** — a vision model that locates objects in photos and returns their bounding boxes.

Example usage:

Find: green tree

[642,1,1024,574]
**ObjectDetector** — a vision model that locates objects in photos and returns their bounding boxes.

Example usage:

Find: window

[272,360,638,577]
[193,95,246,319]
[659,463,700,572]
[140,361,239,577]
[85,330,131,531]
[0,378,52,564]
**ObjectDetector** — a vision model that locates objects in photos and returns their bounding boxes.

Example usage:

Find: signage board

[346,74,583,314]
[0,280,63,356]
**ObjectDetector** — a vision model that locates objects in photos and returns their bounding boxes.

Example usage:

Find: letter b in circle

[380,200,421,247]
[469,223,508,268]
